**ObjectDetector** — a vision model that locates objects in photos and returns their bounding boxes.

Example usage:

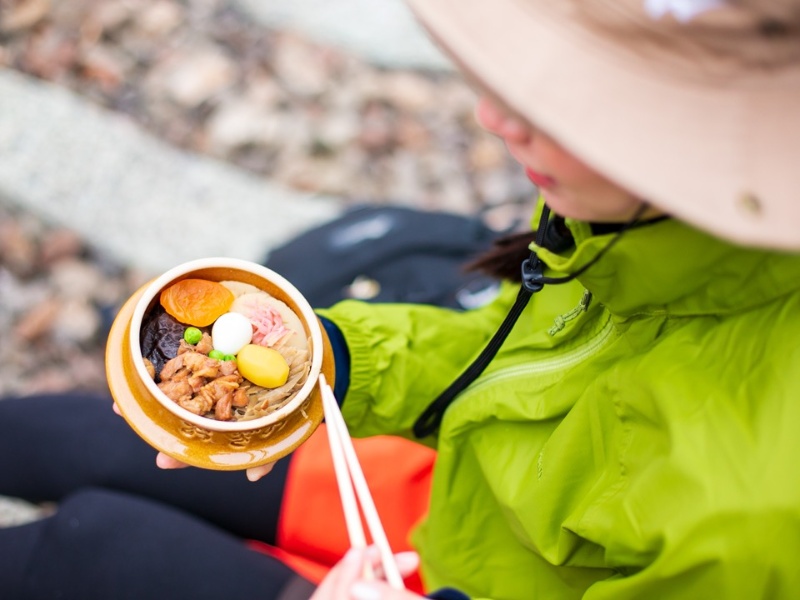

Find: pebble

[152,44,239,107]
[0,495,52,527]
[0,0,51,34]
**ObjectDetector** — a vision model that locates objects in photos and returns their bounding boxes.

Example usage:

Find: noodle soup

[128,258,324,433]
[141,279,312,422]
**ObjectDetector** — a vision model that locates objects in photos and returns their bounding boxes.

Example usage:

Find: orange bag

[248,425,436,594]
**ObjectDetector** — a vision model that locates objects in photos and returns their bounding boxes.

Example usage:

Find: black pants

[0,393,315,600]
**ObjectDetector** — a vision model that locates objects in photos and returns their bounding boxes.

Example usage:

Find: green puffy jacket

[319,213,800,599]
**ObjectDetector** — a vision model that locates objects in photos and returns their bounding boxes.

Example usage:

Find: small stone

[380,71,435,112]
[79,43,133,92]
[39,228,84,265]
[84,2,131,36]
[0,0,51,34]
[358,101,396,152]
[0,267,50,317]
[278,153,340,193]
[387,150,423,203]
[53,299,101,345]
[205,98,281,154]
[395,115,431,150]
[315,111,359,150]
[0,496,50,527]
[440,79,480,115]
[468,136,507,171]
[49,258,104,301]
[14,298,61,341]
[135,1,184,37]
[20,25,79,81]
[151,45,238,108]
[272,33,331,97]
[0,219,38,277]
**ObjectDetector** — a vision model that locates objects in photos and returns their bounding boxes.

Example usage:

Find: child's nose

[475,97,532,143]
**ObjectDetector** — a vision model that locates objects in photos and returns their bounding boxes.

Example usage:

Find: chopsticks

[318,374,405,590]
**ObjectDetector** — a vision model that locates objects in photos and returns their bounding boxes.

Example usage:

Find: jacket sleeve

[315,282,518,444]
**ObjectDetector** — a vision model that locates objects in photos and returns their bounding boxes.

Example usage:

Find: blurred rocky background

[0,0,534,401]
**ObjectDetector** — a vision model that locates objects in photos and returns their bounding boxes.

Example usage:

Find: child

[2,1,799,599]
[311,0,800,598]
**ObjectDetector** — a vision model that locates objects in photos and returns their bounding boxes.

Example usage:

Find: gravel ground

[0,0,529,211]
[0,0,534,522]
[0,199,148,398]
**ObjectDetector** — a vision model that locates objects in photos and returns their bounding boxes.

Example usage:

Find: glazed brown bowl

[105,257,333,470]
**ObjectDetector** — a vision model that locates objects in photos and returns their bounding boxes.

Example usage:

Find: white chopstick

[318,375,405,590]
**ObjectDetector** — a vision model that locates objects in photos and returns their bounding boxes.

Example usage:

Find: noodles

[141,279,313,422]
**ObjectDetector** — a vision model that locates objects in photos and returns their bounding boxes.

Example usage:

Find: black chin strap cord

[412,204,648,438]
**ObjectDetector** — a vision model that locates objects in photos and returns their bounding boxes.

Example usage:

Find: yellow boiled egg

[237,344,289,388]
[211,312,253,356]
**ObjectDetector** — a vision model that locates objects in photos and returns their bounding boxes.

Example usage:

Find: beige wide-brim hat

[407,0,800,249]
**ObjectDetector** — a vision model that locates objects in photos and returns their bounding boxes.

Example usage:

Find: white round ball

[211,312,253,355]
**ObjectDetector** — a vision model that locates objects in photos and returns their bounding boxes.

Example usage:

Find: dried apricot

[159,279,235,327]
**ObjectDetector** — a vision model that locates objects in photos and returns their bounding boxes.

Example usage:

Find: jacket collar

[532,216,800,318]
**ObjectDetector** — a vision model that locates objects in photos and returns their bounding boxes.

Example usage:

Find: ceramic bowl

[105,257,333,470]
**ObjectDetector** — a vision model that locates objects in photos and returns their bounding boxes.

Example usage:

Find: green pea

[183,327,203,345]
[223,354,237,362]
[208,349,225,360]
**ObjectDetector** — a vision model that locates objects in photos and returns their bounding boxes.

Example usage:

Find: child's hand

[154,452,276,481]
[311,547,423,600]
[112,402,276,481]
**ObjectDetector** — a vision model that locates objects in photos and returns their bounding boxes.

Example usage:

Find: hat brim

[408,0,800,249]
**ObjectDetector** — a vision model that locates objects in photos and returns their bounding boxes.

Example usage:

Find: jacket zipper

[456,314,617,402]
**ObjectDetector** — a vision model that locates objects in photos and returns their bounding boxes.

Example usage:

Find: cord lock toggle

[521,255,545,293]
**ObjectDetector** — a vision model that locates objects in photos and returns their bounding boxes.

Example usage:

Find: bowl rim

[128,257,324,432]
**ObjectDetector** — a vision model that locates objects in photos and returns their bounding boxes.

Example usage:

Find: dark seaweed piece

[140,306,195,380]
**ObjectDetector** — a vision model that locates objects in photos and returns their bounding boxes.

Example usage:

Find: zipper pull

[548,289,593,336]
[579,289,592,311]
